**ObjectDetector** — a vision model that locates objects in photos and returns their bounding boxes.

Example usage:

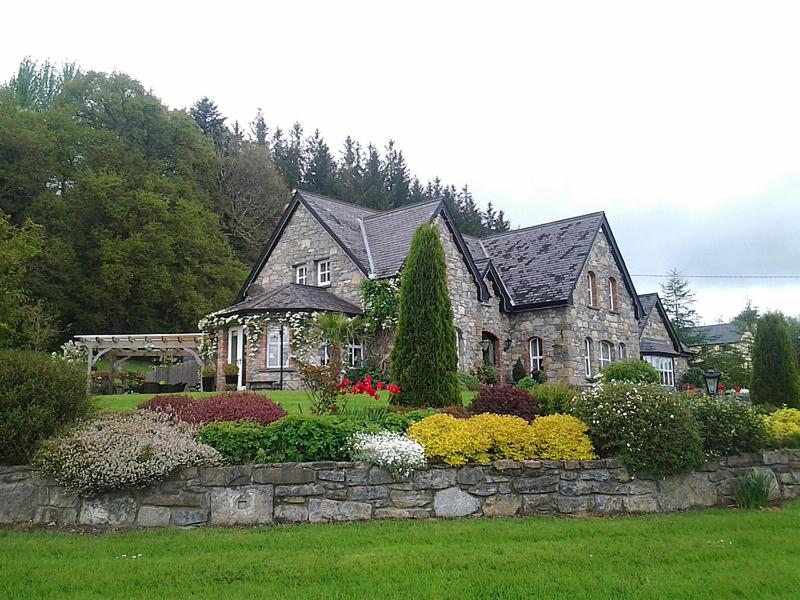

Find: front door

[482,332,497,366]
[228,326,245,390]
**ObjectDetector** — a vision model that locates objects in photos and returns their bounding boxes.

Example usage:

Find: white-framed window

[529,337,543,372]
[599,341,615,369]
[618,342,627,359]
[587,271,598,307]
[319,343,330,366]
[609,277,618,312]
[584,337,593,377]
[643,355,675,386]
[317,260,331,286]
[348,341,364,368]
[267,325,289,368]
[296,265,307,285]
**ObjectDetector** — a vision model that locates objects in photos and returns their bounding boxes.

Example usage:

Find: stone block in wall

[456,466,485,486]
[199,465,252,486]
[79,494,137,526]
[275,503,309,524]
[622,494,658,513]
[171,507,209,526]
[657,473,718,511]
[726,453,761,468]
[34,506,78,526]
[0,482,37,523]
[323,483,348,500]
[345,464,371,485]
[466,482,511,497]
[389,489,432,508]
[317,470,346,482]
[45,486,80,509]
[348,485,388,502]
[762,451,790,465]
[308,498,372,523]
[375,507,433,520]
[368,467,396,485]
[275,483,324,497]
[209,485,274,526]
[433,487,481,517]
[512,473,560,494]
[253,466,315,485]
[482,495,521,517]
[139,489,205,507]
[137,506,171,527]
[413,468,457,490]
[522,494,557,515]
[556,495,593,514]
[593,495,624,514]
[752,468,781,501]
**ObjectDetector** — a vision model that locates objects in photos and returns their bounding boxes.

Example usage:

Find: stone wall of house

[254,204,365,306]
[478,282,512,379]
[506,306,574,384]
[3,451,798,528]
[438,220,485,372]
[564,230,642,385]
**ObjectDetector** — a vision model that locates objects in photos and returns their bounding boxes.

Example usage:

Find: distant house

[686,322,753,361]
[208,190,690,390]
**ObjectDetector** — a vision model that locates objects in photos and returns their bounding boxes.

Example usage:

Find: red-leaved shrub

[180,393,288,425]
[138,394,195,416]
[469,385,539,422]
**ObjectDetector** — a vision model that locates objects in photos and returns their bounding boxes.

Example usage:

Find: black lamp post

[703,368,721,396]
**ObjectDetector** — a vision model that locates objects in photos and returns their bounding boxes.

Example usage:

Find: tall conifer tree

[750,312,800,407]
[391,224,461,407]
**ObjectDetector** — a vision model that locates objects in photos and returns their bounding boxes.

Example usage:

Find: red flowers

[339,375,400,400]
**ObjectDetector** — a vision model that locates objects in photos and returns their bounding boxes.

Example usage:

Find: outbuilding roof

[220,283,362,316]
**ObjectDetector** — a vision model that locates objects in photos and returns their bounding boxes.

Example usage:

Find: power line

[632,274,800,279]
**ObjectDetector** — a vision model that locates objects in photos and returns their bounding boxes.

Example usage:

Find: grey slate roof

[480,212,606,307]
[220,283,361,316]
[363,200,443,277]
[637,293,660,337]
[298,191,376,272]
[639,340,680,355]
[687,323,744,345]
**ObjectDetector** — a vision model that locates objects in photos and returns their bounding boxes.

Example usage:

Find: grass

[1,503,799,599]
[93,390,476,415]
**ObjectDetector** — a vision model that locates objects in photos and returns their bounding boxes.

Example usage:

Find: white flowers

[349,431,426,480]
[34,411,222,496]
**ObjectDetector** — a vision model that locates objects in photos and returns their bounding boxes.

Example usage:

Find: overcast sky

[3,1,799,324]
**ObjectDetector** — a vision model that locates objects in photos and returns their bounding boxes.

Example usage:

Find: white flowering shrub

[569,382,704,476]
[33,411,222,496]
[349,430,426,480]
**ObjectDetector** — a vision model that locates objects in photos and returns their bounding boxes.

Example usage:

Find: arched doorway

[481,331,498,367]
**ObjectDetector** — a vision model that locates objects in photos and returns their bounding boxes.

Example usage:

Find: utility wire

[632,274,800,279]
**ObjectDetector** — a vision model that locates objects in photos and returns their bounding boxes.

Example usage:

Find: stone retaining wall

[2,451,799,528]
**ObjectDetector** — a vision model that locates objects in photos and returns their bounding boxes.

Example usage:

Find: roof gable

[480,212,605,308]
[638,292,692,356]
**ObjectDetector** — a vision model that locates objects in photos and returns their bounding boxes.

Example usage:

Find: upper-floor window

[296,265,307,285]
[599,340,615,369]
[618,342,627,359]
[267,325,289,368]
[587,271,598,307]
[584,337,593,377]
[609,277,618,312]
[317,260,331,286]
[529,337,544,372]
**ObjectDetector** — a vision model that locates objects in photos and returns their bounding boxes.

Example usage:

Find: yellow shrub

[407,414,490,466]
[466,413,534,462]
[764,408,800,444]
[528,414,596,460]
[407,412,595,465]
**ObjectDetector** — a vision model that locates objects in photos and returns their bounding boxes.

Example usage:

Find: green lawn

[93,390,476,415]
[1,504,799,599]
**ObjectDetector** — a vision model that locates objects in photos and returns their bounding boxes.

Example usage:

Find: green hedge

[0,350,92,464]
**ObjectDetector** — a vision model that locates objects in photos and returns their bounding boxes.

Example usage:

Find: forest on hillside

[0,58,511,349]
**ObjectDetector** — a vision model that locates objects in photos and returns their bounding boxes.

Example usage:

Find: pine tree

[190,97,229,154]
[750,312,800,407]
[391,224,461,407]
[338,136,364,204]
[250,108,268,146]
[382,140,410,208]
[271,123,304,190]
[303,129,338,196]
[660,269,699,341]
[361,143,387,209]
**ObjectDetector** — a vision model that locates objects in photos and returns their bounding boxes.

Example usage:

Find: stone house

[686,322,754,364]
[210,190,690,390]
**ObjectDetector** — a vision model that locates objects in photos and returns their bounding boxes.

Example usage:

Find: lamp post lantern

[703,368,721,396]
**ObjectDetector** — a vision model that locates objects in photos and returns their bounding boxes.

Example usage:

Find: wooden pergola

[74,333,205,391]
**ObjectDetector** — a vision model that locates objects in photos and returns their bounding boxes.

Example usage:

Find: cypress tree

[750,312,800,407]
[391,223,461,407]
